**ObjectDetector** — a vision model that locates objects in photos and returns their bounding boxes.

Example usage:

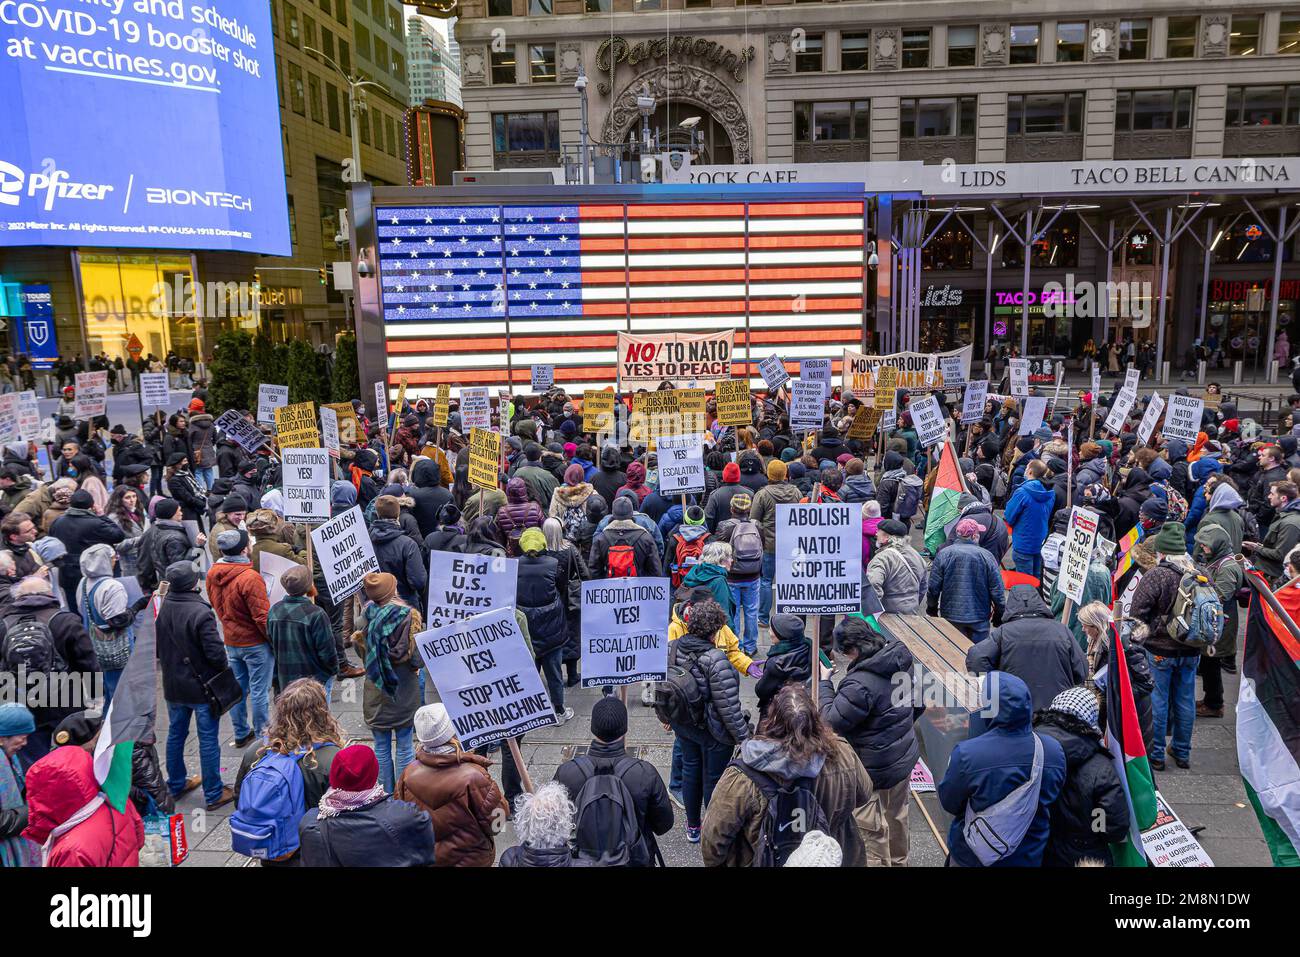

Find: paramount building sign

[597,35,756,93]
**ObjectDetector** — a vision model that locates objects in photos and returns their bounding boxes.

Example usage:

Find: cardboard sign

[580,578,672,687]
[961,380,989,425]
[938,354,967,387]
[1136,392,1164,445]
[1140,791,1214,867]
[1162,394,1203,444]
[432,383,450,429]
[373,381,389,432]
[257,384,289,425]
[468,427,500,491]
[461,387,491,431]
[617,330,733,388]
[258,550,300,607]
[582,389,616,435]
[1018,396,1049,436]
[715,379,752,427]
[656,434,705,495]
[274,401,320,449]
[842,346,972,399]
[873,365,898,411]
[416,605,557,749]
[1008,358,1029,398]
[923,355,938,389]
[847,405,882,439]
[140,372,171,409]
[881,409,897,432]
[16,391,39,443]
[426,550,519,631]
[758,354,790,390]
[773,502,862,614]
[676,388,708,433]
[282,448,331,522]
[310,505,379,603]
[1104,389,1137,435]
[215,410,267,453]
[800,358,832,388]
[910,394,947,448]
[0,394,18,444]
[1058,506,1100,604]
[74,371,108,418]
[789,379,826,433]
[631,391,683,446]
[530,364,554,393]
[392,376,409,424]
[320,406,340,458]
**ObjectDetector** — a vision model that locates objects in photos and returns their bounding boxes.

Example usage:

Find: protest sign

[426,550,519,631]
[1136,393,1164,445]
[874,365,898,411]
[257,384,289,425]
[842,346,972,399]
[530,364,554,393]
[923,355,938,390]
[461,387,491,431]
[74,371,108,418]
[938,354,967,387]
[215,410,267,453]
[758,354,790,390]
[310,505,379,603]
[631,391,681,446]
[140,372,171,408]
[1162,394,1203,444]
[257,551,299,607]
[274,401,320,449]
[282,448,331,522]
[431,383,450,428]
[1115,572,1143,619]
[320,406,340,458]
[391,376,409,425]
[16,391,39,443]
[1018,396,1049,436]
[1058,506,1100,604]
[715,379,752,427]
[910,394,947,448]
[961,380,989,424]
[580,579,672,687]
[1008,358,1029,397]
[0,394,18,444]
[617,330,733,388]
[1104,389,1137,435]
[773,503,862,614]
[800,358,832,389]
[468,428,500,491]
[847,406,882,439]
[881,409,897,432]
[676,389,708,433]
[789,379,826,433]
[416,605,558,748]
[582,389,616,435]
[909,759,936,794]
[1140,791,1214,867]
[322,403,359,444]
[1091,367,1101,401]
[1124,366,1140,394]
[656,434,705,495]
[373,381,389,431]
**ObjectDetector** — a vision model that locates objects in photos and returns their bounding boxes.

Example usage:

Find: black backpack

[1,612,65,674]
[571,756,652,867]
[654,647,708,729]
[731,760,832,867]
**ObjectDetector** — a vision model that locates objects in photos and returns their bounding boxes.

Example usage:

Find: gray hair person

[499,781,582,868]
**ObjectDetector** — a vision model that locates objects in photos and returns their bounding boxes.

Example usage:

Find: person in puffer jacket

[840,458,876,503]
[517,528,573,724]
[1183,456,1225,544]
[407,458,453,539]
[589,496,664,578]
[736,451,769,494]
[935,496,1009,566]
[22,745,145,866]
[927,519,1005,642]
[1004,459,1055,578]
[494,477,544,556]
[370,496,428,611]
[590,444,627,510]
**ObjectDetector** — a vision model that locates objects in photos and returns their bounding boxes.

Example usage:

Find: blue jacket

[572,456,597,482]
[1005,479,1055,555]
[937,671,1067,867]
[1184,457,1224,546]
[927,539,1005,625]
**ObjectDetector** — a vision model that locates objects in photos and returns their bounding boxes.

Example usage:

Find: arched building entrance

[602,64,751,163]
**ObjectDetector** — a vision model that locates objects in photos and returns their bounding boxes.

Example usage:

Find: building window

[1231,14,1260,56]
[359,110,370,146]
[1007,92,1084,134]
[1167,16,1198,58]
[1055,21,1086,62]
[1225,85,1300,126]
[320,28,335,62]
[302,16,316,56]
[900,96,977,137]
[901,29,930,68]
[287,195,297,250]
[308,73,323,124]
[634,0,661,9]
[338,39,350,73]
[281,124,291,175]
[529,0,552,13]
[1118,19,1150,59]
[1115,88,1194,131]
[387,115,400,157]
[333,0,345,26]
[489,0,511,16]
[1010,24,1039,64]
[491,48,516,84]
[947,25,977,67]
[685,0,710,6]
[493,111,561,154]
[387,2,400,33]
[285,2,300,46]
[1282,15,1300,55]
[795,34,823,72]
[326,82,341,131]
[354,22,369,60]
[794,100,870,141]
[530,44,556,82]
[841,32,870,71]
[288,62,305,115]
[374,39,389,73]
[1001,213,1079,268]
[586,0,611,9]
[373,113,385,153]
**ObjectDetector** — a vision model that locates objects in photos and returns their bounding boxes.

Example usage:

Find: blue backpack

[229,750,308,860]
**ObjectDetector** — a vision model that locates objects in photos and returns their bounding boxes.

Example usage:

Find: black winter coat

[110,438,152,483]
[668,633,751,746]
[168,469,208,521]
[49,508,126,590]
[755,639,813,718]
[298,796,436,866]
[1034,711,1129,867]
[517,552,570,657]
[423,529,467,554]
[370,521,428,611]
[591,464,627,510]
[146,521,194,588]
[408,459,453,538]
[155,589,228,706]
[0,592,98,732]
[704,483,744,531]
[552,738,674,863]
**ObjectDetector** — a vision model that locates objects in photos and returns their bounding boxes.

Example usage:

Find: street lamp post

[304,46,388,183]
[574,67,590,185]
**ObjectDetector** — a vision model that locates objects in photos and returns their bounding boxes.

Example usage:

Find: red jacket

[206,559,270,647]
[23,746,144,867]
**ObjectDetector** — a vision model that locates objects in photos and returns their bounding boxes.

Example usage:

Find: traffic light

[319,266,328,285]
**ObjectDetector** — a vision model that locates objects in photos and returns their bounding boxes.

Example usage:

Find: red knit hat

[723,462,740,483]
[188,398,205,413]
[329,744,379,791]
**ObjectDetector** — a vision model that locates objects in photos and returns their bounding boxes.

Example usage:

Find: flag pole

[1247,569,1300,644]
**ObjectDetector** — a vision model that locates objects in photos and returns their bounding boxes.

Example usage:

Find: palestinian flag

[1238,571,1300,866]
[92,623,158,813]
[923,440,966,557]
[1105,623,1158,866]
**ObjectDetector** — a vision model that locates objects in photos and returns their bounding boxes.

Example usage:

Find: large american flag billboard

[371,191,869,399]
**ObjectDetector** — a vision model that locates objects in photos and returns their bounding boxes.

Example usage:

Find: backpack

[1167,566,1225,649]
[654,647,708,728]
[671,531,708,587]
[1,612,65,674]
[731,760,832,867]
[730,520,763,575]
[606,541,639,578]
[560,503,585,544]
[571,756,649,867]
[81,579,132,671]
[894,479,921,520]
[229,750,308,861]
[991,468,1009,506]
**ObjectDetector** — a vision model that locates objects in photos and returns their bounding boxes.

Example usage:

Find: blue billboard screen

[0,0,289,255]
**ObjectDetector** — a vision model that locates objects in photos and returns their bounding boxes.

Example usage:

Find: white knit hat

[784,829,842,867]
[414,704,456,747]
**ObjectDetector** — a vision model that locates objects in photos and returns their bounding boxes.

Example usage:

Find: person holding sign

[518,528,575,726]
[371,496,428,610]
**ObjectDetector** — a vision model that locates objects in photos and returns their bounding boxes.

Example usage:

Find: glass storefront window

[1212,223,1289,265]
[1000,213,1080,268]
[922,226,973,269]
[78,252,204,362]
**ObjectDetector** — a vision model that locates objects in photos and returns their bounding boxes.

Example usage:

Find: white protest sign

[1140,791,1214,867]
[140,372,171,409]
[257,384,289,425]
[789,379,826,433]
[1091,367,1101,401]
[961,380,989,424]
[74,371,108,418]
[758,354,790,390]
[1162,394,1203,443]
[1104,389,1137,434]
[1124,366,1140,394]
[374,381,389,431]
[656,433,705,494]
[924,355,938,389]
[426,550,518,631]
[215,410,267,453]
[881,409,897,432]
[1136,393,1164,445]
[800,358,832,389]
[461,387,491,431]
[257,551,300,607]
[320,406,340,458]
[530,364,554,393]
[1115,571,1143,620]
[910,394,947,448]
[0,394,18,444]
[416,605,557,748]
[773,502,862,614]
[282,448,331,522]
[1058,506,1100,604]
[310,505,379,603]
[580,578,671,686]
[1018,396,1049,436]
[16,391,39,443]
[939,354,967,387]
[1008,358,1029,397]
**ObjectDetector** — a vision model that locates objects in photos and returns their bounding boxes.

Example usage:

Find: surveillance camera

[679,116,701,130]
[334,233,345,245]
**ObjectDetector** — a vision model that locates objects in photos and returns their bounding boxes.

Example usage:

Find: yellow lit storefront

[75,251,207,362]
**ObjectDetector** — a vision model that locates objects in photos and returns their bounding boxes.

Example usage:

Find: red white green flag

[922,440,965,557]
[1105,623,1159,866]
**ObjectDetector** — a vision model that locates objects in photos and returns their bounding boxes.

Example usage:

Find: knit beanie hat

[955,518,983,540]
[221,494,248,514]
[154,498,180,520]
[1049,686,1100,733]
[519,527,547,555]
[784,830,843,867]
[217,528,249,556]
[375,494,401,520]
[780,448,798,463]
[0,702,35,737]
[329,744,380,791]
[611,496,634,518]
[590,697,628,743]
[414,704,456,747]
[730,492,752,514]
[684,505,706,526]
[69,490,94,510]
[767,459,788,481]
[363,571,398,603]
[281,565,312,597]
[722,462,740,483]
[1154,521,1187,555]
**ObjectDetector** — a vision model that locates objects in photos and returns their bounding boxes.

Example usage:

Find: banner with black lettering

[580,579,671,686]
[310,506,379,603]
[618,330,733,388]
[426,551,518,631]
[842,346,972,401]
[773,503,862,614]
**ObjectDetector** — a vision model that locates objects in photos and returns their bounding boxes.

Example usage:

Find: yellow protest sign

[874,366,898,411]
[631,391,680,447]
[847,406,882,439]
[715,379,752,427]
[677,388,708,434]
[322,403,359,444]
[432,383,450,428]
[391,376,409,426]
[468,428,500,491]
[582,389,615,435]
[274,401,320,449]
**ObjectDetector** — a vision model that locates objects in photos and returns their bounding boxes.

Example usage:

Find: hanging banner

[215,410,268,453]
[530,364,554,393]
[468,428,501,491]
[961,380,989,425]
[282,448,331,522]
[426,550,519,631]
[257,384,289,425]
[656,434,705,494]
[910,395,947,448]
[758,354,791,391]
[431,383,450,429]
[140,372,171,409]
[789,380,826,433]
[1162,394,1204,444]
[311,505,379,603]
[1018,396,1049,436]
[461,387,491,431]
[715,379,753,427]
[843,345,972,401]
[1058,506,1100,604]
[773,502,862,614]
[580,578,672,687]
[582,389,616,435]
[1008,358,1029,398]
[274,402,320,449]
[1136,393,1164,445]
[617,330,733,388]
[74,371,108,418]
[320,407,340,459]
